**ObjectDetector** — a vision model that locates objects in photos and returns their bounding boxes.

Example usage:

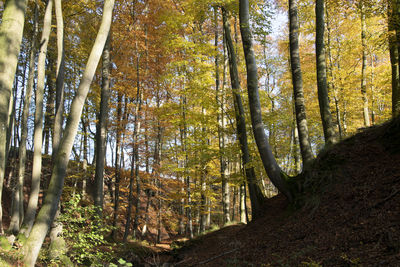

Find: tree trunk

[289,0,314,167]
[239,0,293,201]
[223,7,265,219]
[0,0,29,234]
[240,183,246,223]
[360,1,370,127]
[22,1,114,265]
[181,94,193,238]
[315,0,336,146]
[215,8,230,225]
[94,35,111,215]
[9,1,38,235]
[325,3,342,139]
[20,0,53,237]
[111,91,123,240]
[43,57,55,155]
[53,0,65,158]
[124,55,142,242]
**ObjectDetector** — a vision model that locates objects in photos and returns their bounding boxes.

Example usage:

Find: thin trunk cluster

[23,1,115,265]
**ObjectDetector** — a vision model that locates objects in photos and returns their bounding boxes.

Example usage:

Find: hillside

[153,117,400,266]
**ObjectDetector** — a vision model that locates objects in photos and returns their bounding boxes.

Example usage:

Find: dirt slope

[166,118,400,266]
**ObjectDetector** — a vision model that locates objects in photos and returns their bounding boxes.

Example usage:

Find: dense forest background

[0,0,398,265]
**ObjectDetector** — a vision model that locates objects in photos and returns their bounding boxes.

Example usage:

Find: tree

[239,0,293,201]
[222,6,265,218]
[315,0,337,146]
[94,35,111,215]
[53,0,66,157]
[360,0,371,127]
[0,0,29,234]
[22,0,115,265]
[9,0,39,235]
[289,0,313,166]
[20,0,53,237]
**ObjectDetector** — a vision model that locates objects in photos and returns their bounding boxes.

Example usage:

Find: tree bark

[94,35,111,215]
[215,7,230,225]
[22,1,114,265]
[325,3,343,139]
[360,1,370,127]
[223,7,265,219]
[9,1,38,235]
[0,0,29,234]
[239,0,293,201]
[43,61,55,156]
[289,0,314,167]
[20,0,53,237]
[53,0,65,158]
[111,91,123,240]
[315,0,336,146]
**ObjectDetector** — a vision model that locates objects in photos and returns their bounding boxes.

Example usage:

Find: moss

[0,236,12,251]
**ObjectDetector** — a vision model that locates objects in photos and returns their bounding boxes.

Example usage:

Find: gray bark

[94,35,111,214]
[9,1,38,234]
[289,0,314,167]
[111,91,122,240]
[53,0,65,158]
[20,0,53,237]
[239,0,293,201]
[215,7,230,225]
[0,0,28,234]
[315,0,336,146]
[22,1,114,265]
[240,183,246,223]
[43,56,55,155]
[360,2,370,127]
[223,7,265,218]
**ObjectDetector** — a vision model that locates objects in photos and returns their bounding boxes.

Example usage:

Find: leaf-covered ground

[154,117,400,266]
[2,118,400,266]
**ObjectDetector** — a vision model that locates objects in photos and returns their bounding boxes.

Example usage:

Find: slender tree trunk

[370,54,376,124]
[360,1,370,127]
[94,35,111,215]
[215,8,230,225]
[124,55,142,242]
[142,116,152,237]
[9,1,38,234]
[325,3,342,139]
[289,0,314,166]
[239,0,293,201]
[182,94,193,238]
[53,0,65,158]
[43,59,55,155]
[223,8,265,218]
[22,1,114,265]
[49,3,67,247]
[111,92,123,240]
[240,183,246,223]
[20,0,53,236]
[0,0,29,234]
[315,0,336,146]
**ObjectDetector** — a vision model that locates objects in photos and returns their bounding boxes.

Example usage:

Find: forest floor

[2,118,400,266]
[137,118,400,266]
